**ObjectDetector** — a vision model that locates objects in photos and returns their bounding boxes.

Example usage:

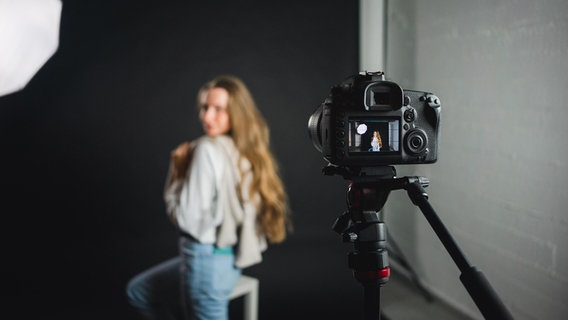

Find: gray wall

[381,0,568,319]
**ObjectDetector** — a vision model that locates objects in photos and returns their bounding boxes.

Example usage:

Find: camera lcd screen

[348,118,400,154]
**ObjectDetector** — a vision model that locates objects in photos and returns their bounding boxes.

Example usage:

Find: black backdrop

[1,1,365,319]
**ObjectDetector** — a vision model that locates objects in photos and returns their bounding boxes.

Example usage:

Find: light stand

[327,165,514,320]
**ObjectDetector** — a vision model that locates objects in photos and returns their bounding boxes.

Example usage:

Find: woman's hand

[171,141,194,180]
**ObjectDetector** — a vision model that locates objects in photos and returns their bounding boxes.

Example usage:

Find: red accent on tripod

[354,267,391,281]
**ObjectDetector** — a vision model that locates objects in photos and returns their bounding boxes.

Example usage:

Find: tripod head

[327,165,430,320]
[327,165,429,231]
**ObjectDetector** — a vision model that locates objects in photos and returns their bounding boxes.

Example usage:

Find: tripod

[327,165,514,320]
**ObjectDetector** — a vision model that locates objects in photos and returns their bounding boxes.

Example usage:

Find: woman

[370,130,382,151]
[126,75,291,320]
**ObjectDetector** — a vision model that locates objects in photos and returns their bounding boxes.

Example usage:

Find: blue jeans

[126,237,241,320]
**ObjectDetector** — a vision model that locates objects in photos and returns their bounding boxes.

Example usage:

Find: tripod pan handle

[460,267,514,320]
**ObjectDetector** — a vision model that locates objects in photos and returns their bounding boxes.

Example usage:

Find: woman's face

[199,87,231,137]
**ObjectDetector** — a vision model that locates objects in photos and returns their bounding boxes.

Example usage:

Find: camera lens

[404,129,428,155]
[308,105,323,152]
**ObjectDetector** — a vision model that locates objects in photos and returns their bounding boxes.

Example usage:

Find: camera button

[404,109,416,122]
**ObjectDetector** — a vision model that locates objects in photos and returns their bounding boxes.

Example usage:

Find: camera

[308,71,441,168]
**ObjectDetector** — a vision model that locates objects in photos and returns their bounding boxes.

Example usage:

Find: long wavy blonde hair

[373,131,382,148]
[197,75,291,243]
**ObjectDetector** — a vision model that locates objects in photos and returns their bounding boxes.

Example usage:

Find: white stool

[229,275,259,320]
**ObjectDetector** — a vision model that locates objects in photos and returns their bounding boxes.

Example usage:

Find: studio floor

[380,270,476,320]
[227,267,477,320]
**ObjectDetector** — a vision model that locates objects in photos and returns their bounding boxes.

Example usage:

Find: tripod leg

[363,285,381,320]
[361,285,391,320]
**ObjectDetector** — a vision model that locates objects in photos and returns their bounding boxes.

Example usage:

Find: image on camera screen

[348,118,400,154]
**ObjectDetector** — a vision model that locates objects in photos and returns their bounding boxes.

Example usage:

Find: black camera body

[308,71,441,167]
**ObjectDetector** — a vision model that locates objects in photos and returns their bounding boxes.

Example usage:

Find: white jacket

[164,135,267,268]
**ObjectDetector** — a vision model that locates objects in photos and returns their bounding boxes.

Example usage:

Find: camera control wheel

[404,129,429,155]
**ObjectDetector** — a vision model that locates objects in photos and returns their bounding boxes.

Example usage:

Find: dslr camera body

[308,71,441,168]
